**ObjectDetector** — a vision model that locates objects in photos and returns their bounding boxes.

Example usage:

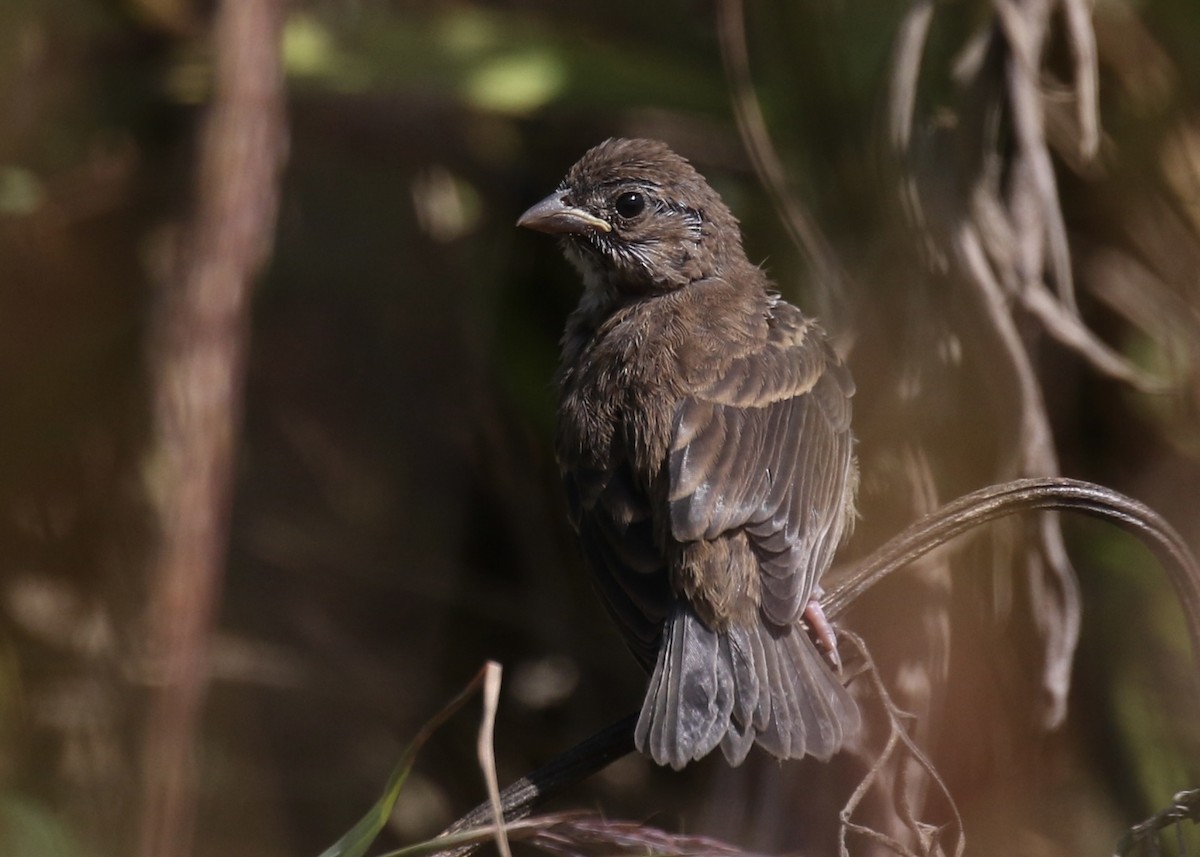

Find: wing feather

[668,305,855,625]
[566,459,670,668]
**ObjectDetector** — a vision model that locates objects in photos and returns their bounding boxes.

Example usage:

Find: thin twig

[838,632,964,857]
[1115,788,1200,856]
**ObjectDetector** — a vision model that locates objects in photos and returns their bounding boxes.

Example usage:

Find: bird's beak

[517,193,611,235]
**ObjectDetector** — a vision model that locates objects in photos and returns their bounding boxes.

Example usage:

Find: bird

[517,138,860,770]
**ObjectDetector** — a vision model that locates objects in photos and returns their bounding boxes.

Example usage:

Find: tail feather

[718,631,758,765]
[750,620,794,756]
[635,602,859,768]
[776,622,851,759]
[635,603,735,769]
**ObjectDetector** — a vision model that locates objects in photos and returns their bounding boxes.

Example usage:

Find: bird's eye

[614,191,646,219]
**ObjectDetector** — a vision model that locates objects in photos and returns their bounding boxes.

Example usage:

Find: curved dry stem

[715,0,847,326]
[825,478,1200,664]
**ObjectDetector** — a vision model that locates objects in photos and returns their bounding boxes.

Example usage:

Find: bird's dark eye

[614,191,646,219]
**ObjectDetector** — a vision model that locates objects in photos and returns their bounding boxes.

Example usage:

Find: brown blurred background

[1,1,1198,856]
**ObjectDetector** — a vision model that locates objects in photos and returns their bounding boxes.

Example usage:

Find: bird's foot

[803,596,842,672]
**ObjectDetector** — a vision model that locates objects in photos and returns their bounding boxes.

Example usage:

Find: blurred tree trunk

[137,2,287,857]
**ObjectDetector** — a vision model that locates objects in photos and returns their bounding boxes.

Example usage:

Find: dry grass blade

[379,815,589,857]
[476,662,511,857]
[527,816,770,857]
[412,813,767,857]
[433,714,636,857]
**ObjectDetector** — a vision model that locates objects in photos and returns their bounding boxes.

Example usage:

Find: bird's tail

[634,601,860,770]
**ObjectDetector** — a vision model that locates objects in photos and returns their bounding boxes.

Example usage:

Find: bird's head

[518,138,746,299]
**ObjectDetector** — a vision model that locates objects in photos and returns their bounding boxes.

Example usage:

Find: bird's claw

[803,596,842,672]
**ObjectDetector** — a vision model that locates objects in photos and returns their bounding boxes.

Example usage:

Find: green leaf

[318,663,493,857]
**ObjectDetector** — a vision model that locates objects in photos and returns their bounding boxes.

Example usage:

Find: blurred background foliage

[0,1,1198,856]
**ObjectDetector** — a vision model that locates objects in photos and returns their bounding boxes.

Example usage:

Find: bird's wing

[564,457,671,669]
[667,304,855,626]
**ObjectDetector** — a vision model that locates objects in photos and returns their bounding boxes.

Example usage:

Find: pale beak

[517,193,611,235]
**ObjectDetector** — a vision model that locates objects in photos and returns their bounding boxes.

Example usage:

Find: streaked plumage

[518,138,860,769]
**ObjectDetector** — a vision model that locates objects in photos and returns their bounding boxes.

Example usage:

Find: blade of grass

[318,662,497,857]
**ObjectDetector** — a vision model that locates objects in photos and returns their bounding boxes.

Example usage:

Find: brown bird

[518,138,860,769]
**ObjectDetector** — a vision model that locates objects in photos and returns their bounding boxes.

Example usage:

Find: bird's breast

[557,325,682,482]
